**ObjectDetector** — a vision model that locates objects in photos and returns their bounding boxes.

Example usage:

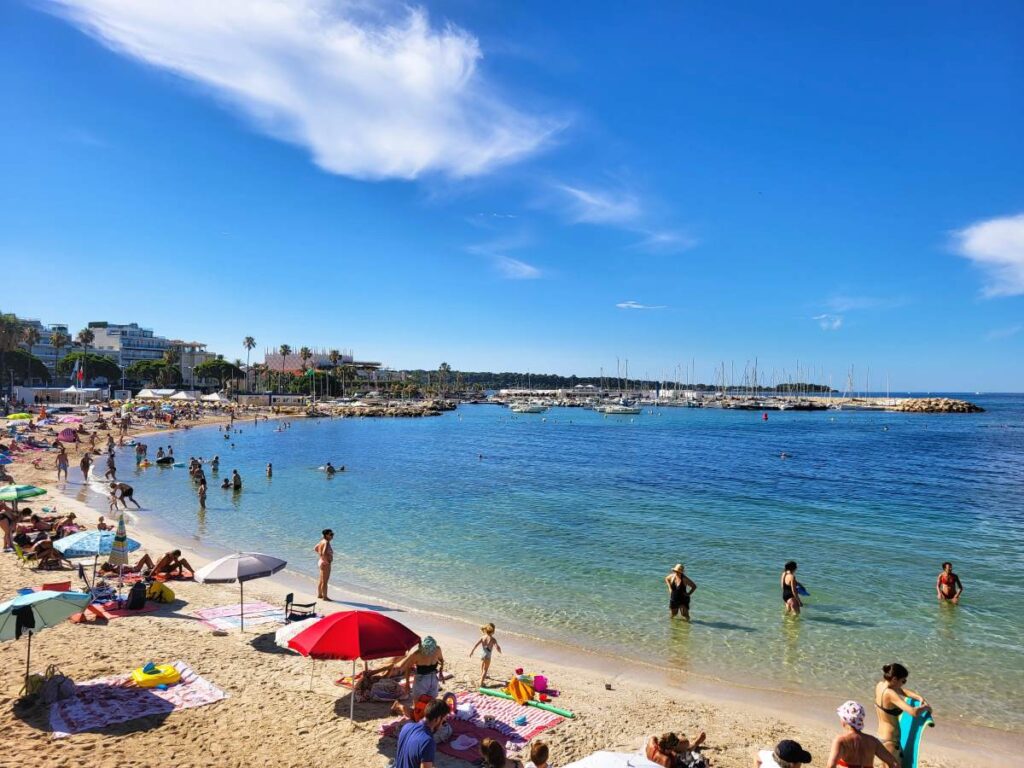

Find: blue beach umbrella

[0,590,91,692]
[54,530,141,558]
[0,455,13,466]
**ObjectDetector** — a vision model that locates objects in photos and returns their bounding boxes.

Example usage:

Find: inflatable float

[478,687,575,718]
[131,662,181,688]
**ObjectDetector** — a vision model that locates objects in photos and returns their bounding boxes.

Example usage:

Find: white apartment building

[87,322,171,368]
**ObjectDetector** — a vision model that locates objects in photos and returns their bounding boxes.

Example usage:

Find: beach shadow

[804,615,876,628]
[333,694,399,724]
[250,630,293,655]
[331,600,403,613]
[13,684,173,735]
[689,619,757,633]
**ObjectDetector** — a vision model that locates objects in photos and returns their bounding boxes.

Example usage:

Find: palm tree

[278,344,291,392]
[0,310,21,399]
[75,327,94,386]
[243,336,256,393]
[298,347,313,399]
[50,329,70,377]
[22,325,40,354]
[438,362,452,399]
[328,349,340,397]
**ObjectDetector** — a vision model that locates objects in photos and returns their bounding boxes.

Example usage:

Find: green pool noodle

[477,687,575,718]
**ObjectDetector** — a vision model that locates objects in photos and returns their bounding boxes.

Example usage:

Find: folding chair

[284,592,317,623]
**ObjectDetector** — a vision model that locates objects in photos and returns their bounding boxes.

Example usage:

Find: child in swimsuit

[469,623,502,687]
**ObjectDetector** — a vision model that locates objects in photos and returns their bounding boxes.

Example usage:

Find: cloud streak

[617,300,666,310]
[812,313,843,330]
[467,235,541,279]
[50,0,559,180]
[953,212,1024,297]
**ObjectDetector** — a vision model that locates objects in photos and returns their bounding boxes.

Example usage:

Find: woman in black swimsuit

[781,561,803,615]
[665,563,697,621]
[874,663,930,761]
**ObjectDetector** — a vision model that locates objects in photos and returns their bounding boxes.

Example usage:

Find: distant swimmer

[221,478,231,489]
[325,462,336,476]
[781,561,804,615]
[780,451,791,460]
[665,563,697,621]
[936,561,963,604]
[266,463,272,478]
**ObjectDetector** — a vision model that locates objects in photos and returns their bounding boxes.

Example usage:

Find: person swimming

[325,462,336,475]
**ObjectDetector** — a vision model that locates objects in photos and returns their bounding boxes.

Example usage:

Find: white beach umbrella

[274,616,320,651]
[194,552,287,631]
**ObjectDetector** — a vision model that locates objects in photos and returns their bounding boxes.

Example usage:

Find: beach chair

[39,581,72,592]
[13,542,31,569]
[284,593,316,623]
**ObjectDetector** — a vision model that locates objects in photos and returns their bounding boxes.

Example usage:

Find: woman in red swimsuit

[936,561,963,603]
[825,701,898,768]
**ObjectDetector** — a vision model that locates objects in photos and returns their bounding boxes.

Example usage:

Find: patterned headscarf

[837,700,866,731]
[420,636,438,654]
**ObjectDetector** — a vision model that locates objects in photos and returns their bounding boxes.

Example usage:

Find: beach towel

[561,752,661,768]
[49,661,227,738]
[381,691,564,761]
[192,601,282,631]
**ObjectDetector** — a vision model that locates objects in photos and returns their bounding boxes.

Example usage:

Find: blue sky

[1,1,1022,390]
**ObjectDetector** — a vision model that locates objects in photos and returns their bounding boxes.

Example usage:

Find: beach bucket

[533,674,548,692]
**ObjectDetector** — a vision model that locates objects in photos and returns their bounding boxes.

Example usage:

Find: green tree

[0,310,21,397]
[278,344,291,391]
[328,349,341,397]
[75,327,95,385]
[243,336,256,393]
[57,351,120,384]
[437,362,452,399]
[194,359,244,389]
[21,325,41,353]
[50,329,70,374]
[2,349,50,384]
[126,359,179,387]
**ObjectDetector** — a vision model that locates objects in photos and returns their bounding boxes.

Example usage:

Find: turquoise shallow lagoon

[100,394,1024,731]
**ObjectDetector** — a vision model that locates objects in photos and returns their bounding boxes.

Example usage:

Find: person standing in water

[936,561,963,603]
[232,469,243,490]
[665,563,696,620]
[781,561,803,615]
[79,452,93,483]
[265,463,272,478]
[314,529,334,600]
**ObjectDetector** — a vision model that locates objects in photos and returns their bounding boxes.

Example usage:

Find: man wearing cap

[757,739,812,768]
[665,563,697,621]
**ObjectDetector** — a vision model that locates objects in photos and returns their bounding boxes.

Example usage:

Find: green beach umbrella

[0,485,46,503]
[0,590,92,692]
[5,413,32,420]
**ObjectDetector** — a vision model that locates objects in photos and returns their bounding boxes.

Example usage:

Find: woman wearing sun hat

[826,701,898,768]
[665,563,697,620]
[756,739,812,768]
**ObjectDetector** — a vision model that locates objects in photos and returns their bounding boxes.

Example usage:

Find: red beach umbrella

[288,610,419,717]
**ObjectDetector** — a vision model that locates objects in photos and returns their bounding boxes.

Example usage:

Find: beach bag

[146,581,175,603]
[125,582,147,611]
[38,665,76,705]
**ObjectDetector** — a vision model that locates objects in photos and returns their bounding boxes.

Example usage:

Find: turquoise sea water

[96,395,1024,730]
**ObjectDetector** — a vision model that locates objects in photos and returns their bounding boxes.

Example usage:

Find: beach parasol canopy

[54,530,141,558]
[194,552,287,631]
[288,610,420,717]
[57,428,78,443]
[0,485,46,503]
[274,617,320,652]
[0,590,92,692]
[6,413,32,420]
[0,455,12,466]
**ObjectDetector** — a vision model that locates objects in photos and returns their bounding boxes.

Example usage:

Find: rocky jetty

[891,397,984,413]
[322,399,456,418]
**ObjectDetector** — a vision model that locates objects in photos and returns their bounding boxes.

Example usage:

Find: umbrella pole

[309,658,315,691]
[24,631,32,694]
[350,659,356,719]
[239,580,244,632]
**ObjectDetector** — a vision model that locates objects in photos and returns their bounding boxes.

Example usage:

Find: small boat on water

[595,399,642,415]
[510,401,548,414]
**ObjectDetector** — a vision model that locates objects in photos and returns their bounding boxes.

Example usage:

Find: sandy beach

[1,416,1018,768]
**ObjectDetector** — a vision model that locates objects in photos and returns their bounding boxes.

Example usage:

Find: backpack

[125,582,147,611]
[146,581,175,604]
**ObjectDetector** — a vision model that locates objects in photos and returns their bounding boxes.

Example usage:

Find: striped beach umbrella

[108,514,130,568]
[0,485,46,503]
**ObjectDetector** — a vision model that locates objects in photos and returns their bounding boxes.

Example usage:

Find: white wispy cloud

[953,212,1024,297]
[50,0,559,180]
[812,314,843,331]
[466,235,541,279]
[553,182,692,253]
[617,300,666,310]
[985,324,1022,341]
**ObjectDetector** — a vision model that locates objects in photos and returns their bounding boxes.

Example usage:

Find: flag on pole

[70,358,81,383]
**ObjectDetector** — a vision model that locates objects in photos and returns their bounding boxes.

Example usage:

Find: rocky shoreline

[891,397,985,413]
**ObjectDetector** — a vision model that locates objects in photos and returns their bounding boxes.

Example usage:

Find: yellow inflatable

[131,663,181,688]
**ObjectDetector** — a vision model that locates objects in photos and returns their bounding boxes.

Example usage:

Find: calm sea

[95,394,1024,730]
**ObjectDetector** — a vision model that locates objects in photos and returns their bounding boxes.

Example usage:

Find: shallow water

[98,395,1024,730]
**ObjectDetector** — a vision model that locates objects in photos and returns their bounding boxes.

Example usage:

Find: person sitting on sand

[96,516,111,531]
[524,740,550,768]
[469,623,502,687]
[756,739,812,768]
[646,731,707,768]
[936,561,963,603]
[826,701,898,768]
[873,663,930,762]
[781,561,803,615]
[395,636,445,705]
[101,553,156,574]
[392,698,450,768]
[153,549,195,577]
[29,538,72,568]
[665,564,697,621]
[480,738,523,768]
[54,512,78,538]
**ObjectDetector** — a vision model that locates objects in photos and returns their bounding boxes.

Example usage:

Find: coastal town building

[88,321,171,368]
[261,349,381,375]
[170,340,219,389]
[16,319,73,376]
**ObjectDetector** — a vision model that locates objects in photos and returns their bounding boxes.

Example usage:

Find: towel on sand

[49,660,227,738]
[192,602,281,631]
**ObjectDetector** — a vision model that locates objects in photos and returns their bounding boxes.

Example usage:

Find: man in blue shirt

[393,698,450,768]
